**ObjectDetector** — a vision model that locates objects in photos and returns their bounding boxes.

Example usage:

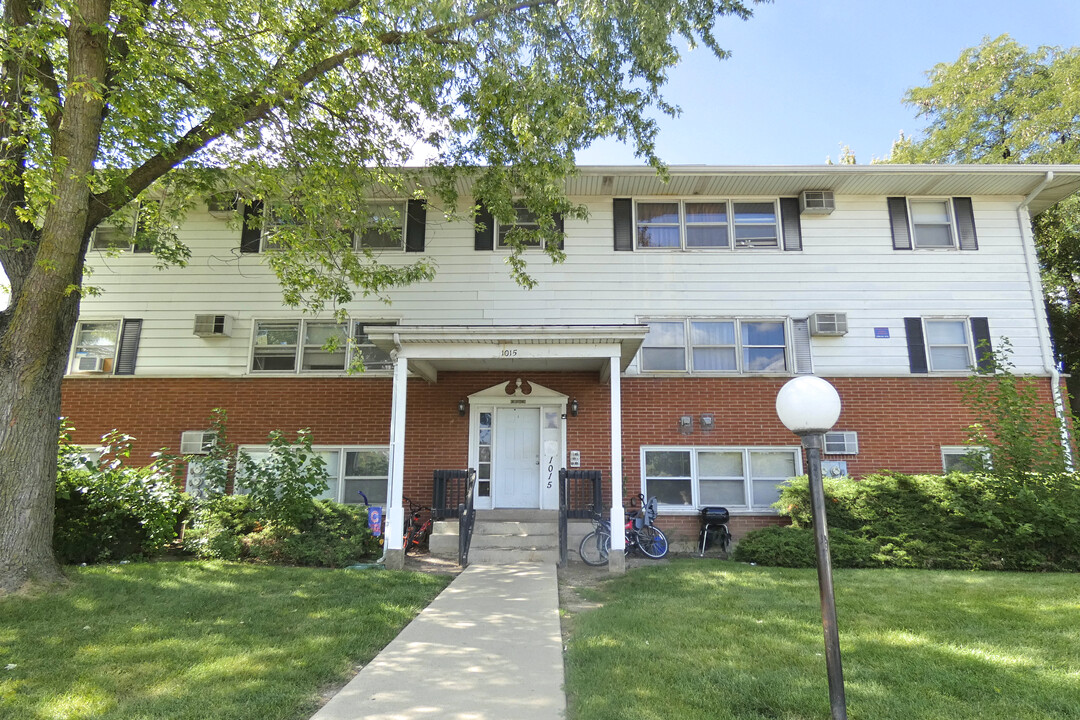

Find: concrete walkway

[311,563,566,720]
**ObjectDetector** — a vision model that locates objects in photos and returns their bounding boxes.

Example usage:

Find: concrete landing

[310,563,565,720]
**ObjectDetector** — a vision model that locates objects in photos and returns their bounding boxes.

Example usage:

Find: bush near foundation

[54,427,188,564]
[183,495,380,567]
[732,472,1080,571]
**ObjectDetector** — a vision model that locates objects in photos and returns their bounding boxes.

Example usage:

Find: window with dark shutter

[779,198,802,251]
[613,198,633,251]
[970,317,992,371]
[114,319,143,375]
[474,204,494,251]
[405,199,426,253]
[953,198,979,251]
[888,197,913,250]
[240,201,263,254]
[904,317,928,373]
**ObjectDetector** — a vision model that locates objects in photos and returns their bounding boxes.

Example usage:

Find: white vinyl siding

[642,446,802,513]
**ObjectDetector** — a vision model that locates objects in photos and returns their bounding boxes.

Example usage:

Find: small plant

[235,428,329,527]
[958,340,1072,479]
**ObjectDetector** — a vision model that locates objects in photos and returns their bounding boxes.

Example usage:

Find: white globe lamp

[776,376,842,435]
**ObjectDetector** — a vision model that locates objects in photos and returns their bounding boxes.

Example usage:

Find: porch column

[384,350,408,570]
[609,353,626,573]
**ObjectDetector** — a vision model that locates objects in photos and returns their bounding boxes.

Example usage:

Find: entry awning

[364,324,648,380]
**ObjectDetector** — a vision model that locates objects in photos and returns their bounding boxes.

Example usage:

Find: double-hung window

[642,447,801,511]
[71,320,121,372]
[251,319,394,373]
[924,319,972,371]
[497,206,542,247]
[909,199,955,248]
[635,200,778,250]
[355,202,405,250]
[641,318,789,373]
[905,316,992,374]
[889,197,979,251]
[236,445,390,504]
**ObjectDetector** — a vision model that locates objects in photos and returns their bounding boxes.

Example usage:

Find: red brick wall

[62,373,1057,541]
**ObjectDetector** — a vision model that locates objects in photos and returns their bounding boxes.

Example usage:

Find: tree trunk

[0,297,79,593]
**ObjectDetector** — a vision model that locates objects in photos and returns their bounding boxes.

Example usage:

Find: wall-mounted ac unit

[180,430,216,455]
[809,312,848,336]
[75,355,107,373]
[193,314,234,337]
[824,431,859,455]
[799,190,835,215]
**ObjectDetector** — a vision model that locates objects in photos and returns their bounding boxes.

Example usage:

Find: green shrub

[731,526,879,568]
[55,428,188,564]
[763,472,1080,571]
[235,428,329,527]
[184,497,379,567]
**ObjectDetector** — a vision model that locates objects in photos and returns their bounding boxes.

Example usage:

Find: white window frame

[68,319,122,374]
[633,198,781,251]
[907,197,958,250]
[923,317,974,372]
[641,445,803,515]
[354,201,406,252]
[639,317,792,375]
[495,205,544,249]
[941,445,989,474]
[235,444,390,505]
[249,318,396,374]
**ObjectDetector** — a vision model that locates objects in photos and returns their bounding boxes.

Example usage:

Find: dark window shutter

[970,317,993,372]
[888,197,913,250]
[240,200,263,254]
[405,199,426,253]
[904,317,928,373]
[779,198,802,251]
[114,319,142,375]
[613,198,633,251]
[554,212,565,250]
[953,197,979,251]
[474,204,494,251]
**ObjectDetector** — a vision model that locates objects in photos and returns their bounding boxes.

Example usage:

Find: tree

[0,0,762,592]
[888,34,1080,413]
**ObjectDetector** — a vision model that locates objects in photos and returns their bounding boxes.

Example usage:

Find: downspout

[1016,171,1073,468]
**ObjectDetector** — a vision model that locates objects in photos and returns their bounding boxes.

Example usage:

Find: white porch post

[609,353,626,573]
[384,350,409,569]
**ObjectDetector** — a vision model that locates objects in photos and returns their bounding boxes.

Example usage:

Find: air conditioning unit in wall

[180,430,217,455]
[193,314,234,337]
[75,355,107,373]
[809,312,849,336]
[799,190,835,215]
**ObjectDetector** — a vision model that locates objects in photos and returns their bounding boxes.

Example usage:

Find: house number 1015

[500,348,518,357]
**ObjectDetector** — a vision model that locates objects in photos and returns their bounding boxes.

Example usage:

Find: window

[70,320,120,373]
[640,318,789,374]
[355,202,405,250]
[889,197,979,251]
[235,445,389,504]
[924,319,972,371]
[251,319,395,373]
[941,446,988,474]
[642,447,801,512]
[909,199,955,248]
[497,206,542,247]
[635,200,779,250]
[91,224,135,250]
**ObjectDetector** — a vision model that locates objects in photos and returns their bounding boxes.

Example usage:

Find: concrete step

[475,509,559,522]
[430,519,594,561]
[468,547,561,564]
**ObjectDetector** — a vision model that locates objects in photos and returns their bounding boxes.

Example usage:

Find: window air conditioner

[180,430,216,455]
[799,190,835,215]
[75,355,107,373]
[824,431,859,455]
[193,314,234,337]
[809,312,848,336]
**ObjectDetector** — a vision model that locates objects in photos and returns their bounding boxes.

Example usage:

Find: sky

[577,0,1080,166]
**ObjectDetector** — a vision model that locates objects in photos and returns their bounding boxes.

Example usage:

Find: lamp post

[775,376,847,720]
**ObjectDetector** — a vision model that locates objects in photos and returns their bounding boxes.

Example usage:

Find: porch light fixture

[700,413,715,432]
[458,399,467,416]
[570,398,579,417]
[678,415,693,434]
[775,376,846,720]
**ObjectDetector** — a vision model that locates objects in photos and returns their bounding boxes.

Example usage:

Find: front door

[494,407,541,508]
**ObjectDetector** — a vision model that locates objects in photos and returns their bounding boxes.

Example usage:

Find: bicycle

[578,496,669,566]
[403,496,433,555]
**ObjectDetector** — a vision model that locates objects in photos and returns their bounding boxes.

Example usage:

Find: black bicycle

[579,496,669,566]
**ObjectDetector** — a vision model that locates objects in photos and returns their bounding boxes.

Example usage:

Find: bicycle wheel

[637,525,669,559]
[403,527,417,556]
[579,530,611,566]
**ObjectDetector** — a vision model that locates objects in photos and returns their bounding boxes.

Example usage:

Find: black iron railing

[458,469,478,567]
[432,469,473,519]
[558,469,603,566]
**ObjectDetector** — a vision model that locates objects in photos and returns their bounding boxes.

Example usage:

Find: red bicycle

[402,496,433,555]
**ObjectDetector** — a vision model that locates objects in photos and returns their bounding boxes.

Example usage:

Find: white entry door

[494,407,541,508]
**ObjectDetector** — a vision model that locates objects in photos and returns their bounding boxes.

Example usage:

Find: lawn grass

[565,560,1080,720]
[0,561,450,720]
